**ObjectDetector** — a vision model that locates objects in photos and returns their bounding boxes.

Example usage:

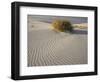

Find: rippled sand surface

[28,21,87,67]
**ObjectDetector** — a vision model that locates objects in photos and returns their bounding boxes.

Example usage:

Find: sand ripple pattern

[28,21,87,66]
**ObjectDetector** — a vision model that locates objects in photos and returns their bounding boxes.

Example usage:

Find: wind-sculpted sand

[28,21,87,66]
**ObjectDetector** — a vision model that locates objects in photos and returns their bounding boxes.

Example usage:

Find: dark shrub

[52,20,73,32]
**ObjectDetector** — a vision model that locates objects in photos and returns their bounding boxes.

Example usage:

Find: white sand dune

[73,23,87,29]
[28,21,87,66]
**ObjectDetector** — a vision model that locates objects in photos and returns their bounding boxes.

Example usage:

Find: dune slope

[28,21,87,66]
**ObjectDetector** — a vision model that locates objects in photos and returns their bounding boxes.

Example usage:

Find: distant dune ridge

[28,15,87,24]
[28,18,88,66]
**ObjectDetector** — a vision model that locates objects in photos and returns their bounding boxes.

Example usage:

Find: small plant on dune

[52,20,73,32]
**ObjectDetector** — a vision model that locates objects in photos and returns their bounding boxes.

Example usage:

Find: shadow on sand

[72,29,87,35]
